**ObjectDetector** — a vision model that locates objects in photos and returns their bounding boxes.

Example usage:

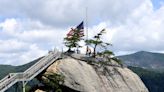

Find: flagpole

[85,7,89,55]
[86,7,88,41]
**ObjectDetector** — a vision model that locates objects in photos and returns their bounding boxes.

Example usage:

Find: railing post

[22,81,26,92]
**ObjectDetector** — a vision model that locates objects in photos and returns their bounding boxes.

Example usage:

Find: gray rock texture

[35,89,45,92]
[43,56,149,92]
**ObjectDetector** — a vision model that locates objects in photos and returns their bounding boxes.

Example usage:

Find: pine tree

[64,29,83,52]
[85,29,111,57]
[85,29,122,66]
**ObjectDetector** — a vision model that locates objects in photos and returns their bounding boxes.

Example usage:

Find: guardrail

[0,51,61,92]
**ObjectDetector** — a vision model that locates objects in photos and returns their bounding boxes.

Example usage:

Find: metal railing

[0,50,61,92]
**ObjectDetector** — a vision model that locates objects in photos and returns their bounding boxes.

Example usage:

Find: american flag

[67,28,75,37]
[67,21,84,37]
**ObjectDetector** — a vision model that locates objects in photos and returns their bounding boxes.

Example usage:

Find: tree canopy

[64,28,84,52]
[85,29,112,57]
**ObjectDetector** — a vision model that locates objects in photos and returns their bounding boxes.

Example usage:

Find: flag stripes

[67,21,84,38]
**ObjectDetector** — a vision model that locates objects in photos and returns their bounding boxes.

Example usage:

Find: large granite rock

[43,56,149,92]
[35,89,45,92]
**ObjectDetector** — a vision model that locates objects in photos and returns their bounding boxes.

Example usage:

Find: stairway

[0,50,61,92]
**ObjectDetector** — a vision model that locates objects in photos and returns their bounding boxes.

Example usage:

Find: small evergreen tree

[85,29,122,66]
[38,73,65,92]
[98,50,122,66]
[85,29,111,57]
[64,28,84,52]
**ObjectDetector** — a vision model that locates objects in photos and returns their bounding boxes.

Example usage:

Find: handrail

[0,50,61,92]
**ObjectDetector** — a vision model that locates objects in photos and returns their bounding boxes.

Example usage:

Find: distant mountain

[118,51,164,92]
[0,57,43,80]
[118,51,164,70]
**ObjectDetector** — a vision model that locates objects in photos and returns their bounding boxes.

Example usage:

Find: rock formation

[39,54,149,92]
[35,89,45,92]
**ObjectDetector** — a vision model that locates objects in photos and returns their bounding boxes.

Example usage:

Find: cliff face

[41,55,149,92]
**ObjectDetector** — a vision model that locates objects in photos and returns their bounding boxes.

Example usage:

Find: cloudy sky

[0,0,164,65]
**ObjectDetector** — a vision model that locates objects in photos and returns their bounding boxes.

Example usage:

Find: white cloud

[0,39,28,53]
[0,0,145,27]
[17,44,47,65]
[0,43,47,65]
[0,0,164,65]
[110,0,164,53]
[0,18,19,36]
[0,18,66,65]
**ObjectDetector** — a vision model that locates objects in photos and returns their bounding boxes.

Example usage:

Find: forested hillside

[129,66,164,92]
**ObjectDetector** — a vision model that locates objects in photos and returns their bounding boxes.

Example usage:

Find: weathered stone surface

[44,56,149,92]
[35,89,45,92]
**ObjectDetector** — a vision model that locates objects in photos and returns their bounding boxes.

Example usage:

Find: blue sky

[151,0,164,10]
[0,0,164,65]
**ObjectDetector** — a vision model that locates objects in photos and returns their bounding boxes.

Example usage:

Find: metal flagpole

[86,7,88,41]
[85,7,89,55]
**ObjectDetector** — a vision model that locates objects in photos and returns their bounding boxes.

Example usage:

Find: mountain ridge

[118,51,164,70]
[0,57,42,80]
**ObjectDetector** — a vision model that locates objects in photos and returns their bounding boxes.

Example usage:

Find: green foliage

[129,66,164,92]
[25,85,31,92]
[41,73,65,92]
[85,29,111,57]
[97,50,114,66]
[110,57,123,66]
[64,29,84,52]
[97,50,114,57]
[97,50,122,67]
[85,29,122,67]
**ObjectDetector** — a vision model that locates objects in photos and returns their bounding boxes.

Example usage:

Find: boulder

[35,89,45,92]
[43,56,149,92]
